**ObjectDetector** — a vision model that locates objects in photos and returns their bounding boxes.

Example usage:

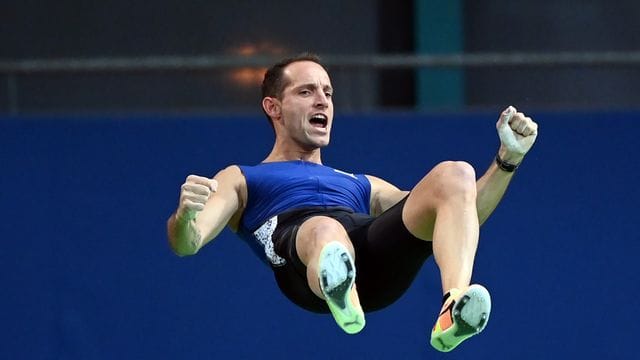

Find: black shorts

[271,197,433,313]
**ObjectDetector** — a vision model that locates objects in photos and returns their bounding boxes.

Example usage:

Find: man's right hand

[176,175,218,221]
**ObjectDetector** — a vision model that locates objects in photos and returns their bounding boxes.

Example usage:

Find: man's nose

[314,92,329,108]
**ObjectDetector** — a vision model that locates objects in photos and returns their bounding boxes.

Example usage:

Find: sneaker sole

[319,242,365,334]
[431,284,491,352]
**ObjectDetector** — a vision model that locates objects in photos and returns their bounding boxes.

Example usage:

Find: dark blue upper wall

[1,111,639,359]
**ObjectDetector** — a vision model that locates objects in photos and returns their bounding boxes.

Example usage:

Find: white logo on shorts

[253,216,286,267]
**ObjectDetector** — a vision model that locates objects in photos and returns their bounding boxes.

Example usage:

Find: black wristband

[495,154,520,172]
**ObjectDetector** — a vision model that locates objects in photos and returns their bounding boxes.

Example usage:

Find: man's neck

[263,145,322,164]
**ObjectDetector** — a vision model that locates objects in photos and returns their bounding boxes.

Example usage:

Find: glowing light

[230,67,267,87]
[227,42,288,87]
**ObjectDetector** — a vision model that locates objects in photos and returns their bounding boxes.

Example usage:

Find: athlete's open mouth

[309,114,328,128]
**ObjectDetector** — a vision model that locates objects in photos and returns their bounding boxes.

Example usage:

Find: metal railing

[2,51,640,74]
[2,51,640,114]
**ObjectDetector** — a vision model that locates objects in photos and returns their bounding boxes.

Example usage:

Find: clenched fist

[496,106,538,159]
[177,175,218,221]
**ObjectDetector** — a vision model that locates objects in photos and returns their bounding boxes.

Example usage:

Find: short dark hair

[261,52,328,127]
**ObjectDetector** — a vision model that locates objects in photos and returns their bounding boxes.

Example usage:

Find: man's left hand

[496,105,538,163]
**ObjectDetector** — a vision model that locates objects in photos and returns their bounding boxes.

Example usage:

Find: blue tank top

[237,160,371,266]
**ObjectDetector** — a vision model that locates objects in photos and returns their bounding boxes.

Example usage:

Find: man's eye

[300,90,311,95]
[325,92,333,98]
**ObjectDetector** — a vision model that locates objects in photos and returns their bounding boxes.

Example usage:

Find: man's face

[278,61,334,150]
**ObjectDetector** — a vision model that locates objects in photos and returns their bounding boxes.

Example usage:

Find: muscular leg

[295,216,360,304]
[397,161,489,351]
[402,161,479,294]
[295,216,364,334]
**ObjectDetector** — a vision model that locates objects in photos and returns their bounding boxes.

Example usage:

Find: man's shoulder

[215,165,247,188]
[218,164,242,175]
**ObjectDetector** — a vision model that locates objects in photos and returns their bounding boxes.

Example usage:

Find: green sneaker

[318,241,365,334]
[430,284,491,352]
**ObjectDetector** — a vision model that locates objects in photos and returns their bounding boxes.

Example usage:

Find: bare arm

[167,165,246,256]
[476,106,538,225]
[362,108,537,224]
[366,175,409,216]
[476,147,520,225]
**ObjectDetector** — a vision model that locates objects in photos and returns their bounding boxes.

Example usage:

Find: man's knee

[296,216,353,262]
[300,216,347,239]
[429,161,477,202]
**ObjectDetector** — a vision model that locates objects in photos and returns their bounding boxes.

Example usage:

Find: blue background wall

[2,111,639,359]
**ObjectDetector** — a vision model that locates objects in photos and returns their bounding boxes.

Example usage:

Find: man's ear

[262,97,281,120]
